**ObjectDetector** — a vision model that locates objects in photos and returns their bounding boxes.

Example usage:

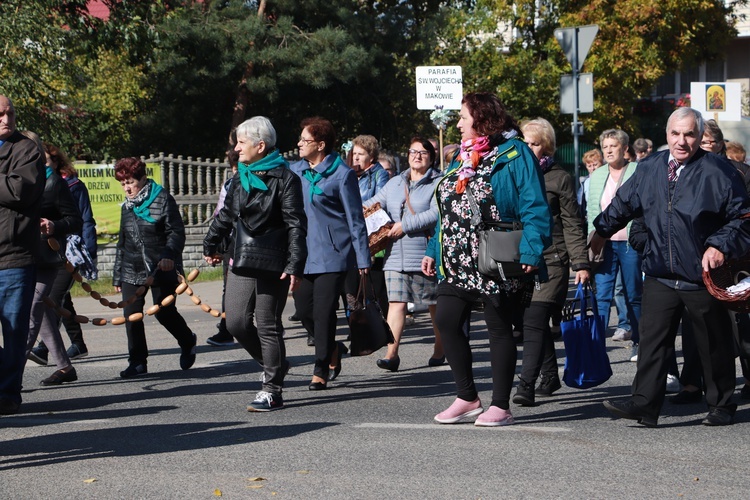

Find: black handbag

[465,185,526,280]
[348,273,394,356]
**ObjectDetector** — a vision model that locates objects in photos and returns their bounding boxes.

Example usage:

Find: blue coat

[290,153,370,274]
[426,137,552,281]
[358,162,389,201]
[364,167,441,272]
[595,149,750,285]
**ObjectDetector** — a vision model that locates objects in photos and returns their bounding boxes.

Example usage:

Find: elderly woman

[203,117,306,411]
[363,136,443,371]
[422,93,551,426]
[113,157,197,378]
[587,129,641,361]
[290,117,370,390]
[21,132,82,386]
[513,118,590,405]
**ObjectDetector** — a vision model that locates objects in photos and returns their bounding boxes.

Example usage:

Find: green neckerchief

[133,179,164,223]
[302,154,343,198]
[237,149,287,194]
[45,166,54,178]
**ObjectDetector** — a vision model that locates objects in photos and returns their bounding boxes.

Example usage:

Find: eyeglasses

[408,149,430,157]
[700,140,718,147]
[298,137,317,145]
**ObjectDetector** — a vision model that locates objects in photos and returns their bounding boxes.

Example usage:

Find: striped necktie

[668,159,679,182]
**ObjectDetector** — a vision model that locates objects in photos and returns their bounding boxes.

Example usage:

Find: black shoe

[0,398,20,415]
[536,374,562,397]
[308,381,327,391]
[206,331,234,347]
[288,313,301,322]
[512,378,536,406]
[328,341,348,381]
[28,344,49,366]
[376,356,400,372]
[670,389,702,405]
[428,355,446,367]
[602,399,658,427]
[66,343,88,360]
[702,406,736,426]
[180,333,197,370]
[740,384,750,400]
[120,363,148,378]
[307,334,315,347]
[40,367,78,386]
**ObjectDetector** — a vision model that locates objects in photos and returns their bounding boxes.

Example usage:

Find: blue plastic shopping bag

[561,282,612,389]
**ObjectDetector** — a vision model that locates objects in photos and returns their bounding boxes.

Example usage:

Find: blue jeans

[613,270,630,331]
[0,265,36,404]
[594,241,642,343]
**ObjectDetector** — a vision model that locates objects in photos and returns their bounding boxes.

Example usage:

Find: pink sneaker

[475,405,514,427]
[434,398,483,424]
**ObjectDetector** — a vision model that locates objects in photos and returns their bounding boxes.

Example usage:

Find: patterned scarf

[302,154,343,199]
[455,136,491,194]
[237,149,287,194]
[538,155,554,174]
[125,179,164,223]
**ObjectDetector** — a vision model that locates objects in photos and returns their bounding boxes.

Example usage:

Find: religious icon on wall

[706,84,726,112]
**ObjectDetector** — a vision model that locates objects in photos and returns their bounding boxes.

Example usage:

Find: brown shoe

[40,368,78,386]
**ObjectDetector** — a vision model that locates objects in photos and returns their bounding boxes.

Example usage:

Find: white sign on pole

[415,66,463,110]
[689,82,742,122]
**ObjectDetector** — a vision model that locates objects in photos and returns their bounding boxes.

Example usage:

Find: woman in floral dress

[422,92,551,426]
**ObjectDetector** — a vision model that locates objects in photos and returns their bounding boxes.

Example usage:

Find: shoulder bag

[465,182,525,281]
[348,273,394,356]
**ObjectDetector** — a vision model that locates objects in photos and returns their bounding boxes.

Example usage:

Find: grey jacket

[364,167,441,272]
[290,153,370,274]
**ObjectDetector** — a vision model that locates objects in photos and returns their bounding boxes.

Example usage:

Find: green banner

[76,163,162,241]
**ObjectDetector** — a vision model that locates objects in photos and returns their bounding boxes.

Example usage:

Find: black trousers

[121,272,195,366]
[435,283,520,410]
[519,301,559,384]
[294,272,346,379]
[632,278,736,418]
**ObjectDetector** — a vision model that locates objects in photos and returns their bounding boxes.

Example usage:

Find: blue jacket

[426,137,552,281]
[290,153,370,273]
[358,162,389,201]
[66,175,97,259]
[364,167,441,272]
[595,149,750,284]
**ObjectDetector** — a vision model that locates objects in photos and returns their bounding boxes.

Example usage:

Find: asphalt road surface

[2,278,749,498]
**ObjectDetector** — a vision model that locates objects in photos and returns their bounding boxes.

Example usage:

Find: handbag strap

[357,272,377,304]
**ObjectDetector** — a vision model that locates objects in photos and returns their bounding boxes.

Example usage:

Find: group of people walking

[2,91,750,428]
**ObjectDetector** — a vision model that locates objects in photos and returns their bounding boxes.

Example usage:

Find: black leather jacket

[113,184,185,287]
[37,171,83,269]
[203,166,307,276]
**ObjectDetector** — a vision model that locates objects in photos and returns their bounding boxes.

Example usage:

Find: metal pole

[573,27,580,189]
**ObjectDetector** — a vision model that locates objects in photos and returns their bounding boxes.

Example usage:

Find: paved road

[2,278,749,498]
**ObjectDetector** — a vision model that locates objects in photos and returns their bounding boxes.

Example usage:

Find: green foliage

[435,0,742,146]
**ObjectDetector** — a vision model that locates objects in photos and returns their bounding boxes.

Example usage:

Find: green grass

[69,267,224,298]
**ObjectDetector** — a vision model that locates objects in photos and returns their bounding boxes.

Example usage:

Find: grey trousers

[225,268,290,395]
[26,267,72,371]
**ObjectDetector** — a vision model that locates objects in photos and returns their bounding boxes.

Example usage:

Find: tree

[435,0,743,147]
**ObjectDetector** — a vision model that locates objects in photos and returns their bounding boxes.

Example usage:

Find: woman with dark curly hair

[113,157,196,378]
[423,93,551,426]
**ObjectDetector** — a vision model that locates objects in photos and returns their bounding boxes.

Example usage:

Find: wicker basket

[703,258,750,312]
[364,203,393,256]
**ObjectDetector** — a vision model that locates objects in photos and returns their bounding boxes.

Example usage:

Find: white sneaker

[629,343,639,362]
[666,374,681,393]
[612,328,632,341]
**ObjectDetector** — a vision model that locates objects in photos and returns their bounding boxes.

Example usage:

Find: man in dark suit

[591,106,750,427]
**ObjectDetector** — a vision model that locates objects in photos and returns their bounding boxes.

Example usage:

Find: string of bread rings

[44,237,224,326]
